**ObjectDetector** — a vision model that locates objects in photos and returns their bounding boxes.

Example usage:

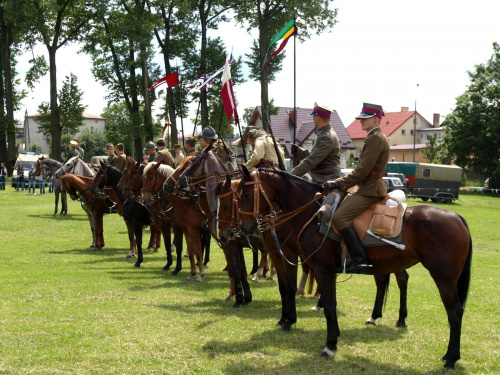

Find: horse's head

[163,155,195,194]
[117,157,137,194]
[142,162,174,205]
[215,174,241,243]
[120,159,143,199]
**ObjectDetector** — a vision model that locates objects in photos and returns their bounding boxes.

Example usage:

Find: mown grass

[0,188,499,374]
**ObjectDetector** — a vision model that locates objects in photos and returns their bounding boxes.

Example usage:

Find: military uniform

[108,154,118,165]
[291,124,341,183]
[76,146,85,160]
[245,134,285,170]
[185,148,196,157]
[174,151,185,167]
[65,144,83,163]
[154,149,175,167]
[113,153,128,171]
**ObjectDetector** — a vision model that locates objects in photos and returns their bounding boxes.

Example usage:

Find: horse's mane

[40,158,63,169]
[248,168,323,193]
[143,162,175,178]
[178,155,195,169]
[105,164,123,181]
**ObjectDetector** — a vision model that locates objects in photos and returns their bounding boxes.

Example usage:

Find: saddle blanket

[319,220,403,247]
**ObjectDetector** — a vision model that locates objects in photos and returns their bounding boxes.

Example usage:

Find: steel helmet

[199,126,217,140]
[145,141,156,150]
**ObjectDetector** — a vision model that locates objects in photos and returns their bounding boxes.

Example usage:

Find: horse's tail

[457,215,473,309]
[307,267,315,296]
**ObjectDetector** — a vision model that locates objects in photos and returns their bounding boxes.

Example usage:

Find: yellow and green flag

[262,19,296,71]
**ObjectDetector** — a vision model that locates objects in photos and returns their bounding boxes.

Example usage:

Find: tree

[24,0,102,160]
[102,103,134,151]
[442,42,500,189]
[36,73,87,139]
[235,0,337,128]
[421,134,444,164]
[78,128,108,159]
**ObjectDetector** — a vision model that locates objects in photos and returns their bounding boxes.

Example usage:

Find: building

[246,106,355,168]
[23,112,107,154]
[346,107,444,163]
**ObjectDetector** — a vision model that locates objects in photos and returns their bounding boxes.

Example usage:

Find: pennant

[184,74,206,92]
[262,19,296,71]
[199,61,231,92]
[220,59,238,123]
[147,72,179,91]
[161,121,169,138]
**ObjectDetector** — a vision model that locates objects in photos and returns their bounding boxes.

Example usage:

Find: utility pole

[413,84,419,162]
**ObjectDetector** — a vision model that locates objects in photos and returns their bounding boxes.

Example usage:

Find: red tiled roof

[253,106,355,155]
[346,111,431,140]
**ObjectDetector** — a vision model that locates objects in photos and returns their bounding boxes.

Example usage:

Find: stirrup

[336,258,373,274]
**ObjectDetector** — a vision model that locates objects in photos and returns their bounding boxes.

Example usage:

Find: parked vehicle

[382,177,409,195]
[91,155,109,170]
[12,151,49,189]
[386,162,462,203]
[386,172,409,187]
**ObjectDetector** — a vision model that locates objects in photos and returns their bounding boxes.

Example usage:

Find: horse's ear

[239,164,250,179]
[224,174,231,188]
[100,160,105,167]
[214,172,222,184]
[135,158,141,168]
[152,162,161,170]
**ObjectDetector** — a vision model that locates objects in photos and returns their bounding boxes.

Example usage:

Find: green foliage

[421,134,445,164]
[28,142,44,153]
[78,128,108,159]
[443,42,500,189]
[25,55,49,90]
[36,73,86,138]
[102,103,135,149]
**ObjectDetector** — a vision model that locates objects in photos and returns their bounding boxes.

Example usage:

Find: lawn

[0,187,499,374]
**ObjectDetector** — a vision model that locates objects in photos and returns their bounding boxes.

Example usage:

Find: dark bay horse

[238,167,472,369]
[115,158,184,271]
[92,162,169,267]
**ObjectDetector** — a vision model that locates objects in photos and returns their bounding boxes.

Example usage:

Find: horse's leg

[82,202,95,248]
[266,257,276,280]
[171,225,183,275]
[133,224,144,268]
[61,190,68,216]
[54,188,59,216]
[124,219,136,258]
[296,264,309,296]
[202,230,211,266]
[367,274,391,326]
[252,249,268,282]
[185,231,198,281]
[270,253,289,327]
[93,211,104,250]
[281,253,299,331]
[161,221,173,270]
[395,270,409,328]
[315,267,339,358]
[225,241,243,306]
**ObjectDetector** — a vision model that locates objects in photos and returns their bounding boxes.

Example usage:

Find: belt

[366,171,387,179]
[312,163,338,171]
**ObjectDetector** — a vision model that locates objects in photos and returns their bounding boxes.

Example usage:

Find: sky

[14,0,500,135]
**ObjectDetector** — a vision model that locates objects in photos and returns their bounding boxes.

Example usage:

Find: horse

[36,156,95,216]
[238,167,472,369]
[92,161,171,266]
[141,162,219,282]
[56,173,119,250]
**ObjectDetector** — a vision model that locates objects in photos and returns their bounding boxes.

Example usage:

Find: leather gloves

[291,144,298,154]
[323,179,342,191]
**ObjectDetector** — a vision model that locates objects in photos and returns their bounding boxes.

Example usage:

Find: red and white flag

[147,72,179,91]
[220,59,238,123]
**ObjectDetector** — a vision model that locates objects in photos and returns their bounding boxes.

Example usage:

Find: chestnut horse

[238,167,472,369]
[57,174,119,250]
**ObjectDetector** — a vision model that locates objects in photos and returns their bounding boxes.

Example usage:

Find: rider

[245,128,285,170]
[290,103,341,183]
[106,143,117,165]
[145,141,156,163]
[113,143,127,171]
[154,138,175,167]
[184,137,197,157]
[324,103,390,274]
[198,126,235,170]
[66,140,83,162]
[74,139,85,160]
[173,144,184,167]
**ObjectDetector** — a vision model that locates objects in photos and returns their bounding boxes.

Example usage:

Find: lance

[265,110,286,171]
[192,99,201,136]
[292,12,297,168]
[177,79,185,148]
[235,111,247,163]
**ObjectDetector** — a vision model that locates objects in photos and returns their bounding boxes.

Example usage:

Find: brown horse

[141,162,212,282]
[238,167,472,369]
[57,174,118,250]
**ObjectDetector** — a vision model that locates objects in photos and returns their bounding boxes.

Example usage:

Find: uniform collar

[316,123,331,133]
[366,126,380,137]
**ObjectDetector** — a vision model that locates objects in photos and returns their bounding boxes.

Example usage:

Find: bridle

[216,183,242,240]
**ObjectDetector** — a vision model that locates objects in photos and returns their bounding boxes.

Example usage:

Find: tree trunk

[141,52,153,141]
[199,7,208,126]
[1,9,16,160]
[48,46,61,160]
[259,21,269,130]
[163,55,178,147]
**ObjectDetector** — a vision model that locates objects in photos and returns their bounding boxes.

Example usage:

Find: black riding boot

[336,226,372,274]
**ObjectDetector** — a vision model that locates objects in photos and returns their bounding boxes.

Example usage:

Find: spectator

[16,163,25,192]
[48,174,54,193]
[0,162,7,190]
[39,173,46,195]
[173,144,184,167]
[28,166,37,195]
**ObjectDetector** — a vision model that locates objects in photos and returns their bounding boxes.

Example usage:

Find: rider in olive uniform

[65,140,83,162]
[324,103,390,274]
[291,103,341,183]
[245,129,285,170]
[154,138,175,167]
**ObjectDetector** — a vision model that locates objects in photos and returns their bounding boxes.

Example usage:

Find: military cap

[145,141,156,150]
[308,103,332,117]
[156,138,166,146]
[173,144,182,149]
[355,103,385,119]
[70,140,78,147]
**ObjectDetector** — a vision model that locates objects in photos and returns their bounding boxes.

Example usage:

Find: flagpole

[293,13,297,168]
[235,112,246,163]
[192,99,201,136]
[177,80,185,148]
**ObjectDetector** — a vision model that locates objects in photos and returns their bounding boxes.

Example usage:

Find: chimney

[401,106,409,112]
[433,113,440,127]
[288,110,296,126]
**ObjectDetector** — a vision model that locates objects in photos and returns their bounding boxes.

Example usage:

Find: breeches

[332,193,381,231]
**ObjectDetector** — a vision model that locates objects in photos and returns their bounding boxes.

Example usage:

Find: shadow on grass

[27,213,89,221]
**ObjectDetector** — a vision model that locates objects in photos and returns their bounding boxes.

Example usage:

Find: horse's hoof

[296,290,305,296]
[133,263,141,268]
[395,320,407,328]
[281,323,292,332]
[195,276,204,282]
[171,269,180,276]
[251,276,259,283]
[63,212,67,216]
[366,317,377,326]
[224,292,234,302]
[90,244,95,248]
[186,275,194,281]
[232,301,241,308]
[321,346,336,358]
[311,305,322,312]
[162,266,170,271]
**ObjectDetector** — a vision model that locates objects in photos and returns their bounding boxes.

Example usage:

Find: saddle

[318,192,407,248]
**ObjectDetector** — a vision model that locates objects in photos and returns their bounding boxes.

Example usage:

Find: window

[423,168,431,178]
[410,130,414,135]
[401,129,406,135]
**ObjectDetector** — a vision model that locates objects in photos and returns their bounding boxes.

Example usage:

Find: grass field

[0,187,499,374]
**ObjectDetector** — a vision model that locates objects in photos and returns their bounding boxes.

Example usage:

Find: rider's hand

[291,144,298,155]
[323,179,342,191]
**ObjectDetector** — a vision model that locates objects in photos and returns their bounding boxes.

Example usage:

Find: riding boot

[336,226,372,274]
